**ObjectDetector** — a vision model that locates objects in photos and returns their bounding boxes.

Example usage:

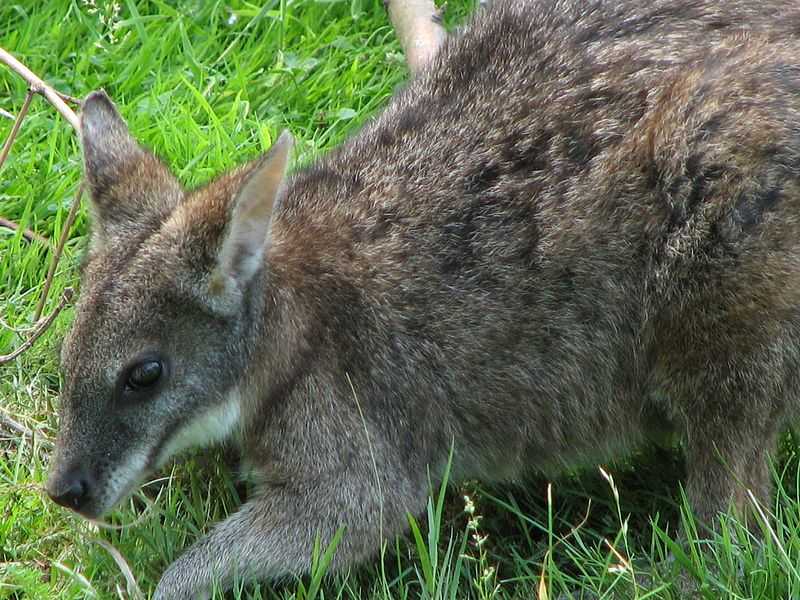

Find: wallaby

[47,0,800,597]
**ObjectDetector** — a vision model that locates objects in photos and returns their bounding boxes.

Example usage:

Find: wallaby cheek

[153,387,242,469]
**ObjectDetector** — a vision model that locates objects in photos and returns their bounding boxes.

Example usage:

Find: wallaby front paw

[153,568,211,600]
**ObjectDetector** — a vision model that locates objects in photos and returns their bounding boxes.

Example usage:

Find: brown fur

[47,1,800,597]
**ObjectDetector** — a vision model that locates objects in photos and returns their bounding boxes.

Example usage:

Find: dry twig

[0,288,74,365]
[385,0,447,74]
[0,407,35,438]
[0,216,48,244]
[0,47,80,251]
[0,407,54,449]
[0,48,79,131]
[0,47,83,361]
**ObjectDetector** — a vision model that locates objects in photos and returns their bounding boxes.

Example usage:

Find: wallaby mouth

[46,449,150,519]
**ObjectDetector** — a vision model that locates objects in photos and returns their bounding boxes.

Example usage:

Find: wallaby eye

[126,360,162,390]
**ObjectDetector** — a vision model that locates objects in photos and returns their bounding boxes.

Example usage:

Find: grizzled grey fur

[48,0,800,597]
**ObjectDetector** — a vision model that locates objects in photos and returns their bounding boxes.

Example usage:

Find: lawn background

[2,1,800,598]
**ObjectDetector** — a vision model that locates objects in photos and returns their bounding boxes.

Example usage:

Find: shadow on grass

[87,437,800,599]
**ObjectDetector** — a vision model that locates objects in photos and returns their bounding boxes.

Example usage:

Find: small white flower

[463,494,475,515]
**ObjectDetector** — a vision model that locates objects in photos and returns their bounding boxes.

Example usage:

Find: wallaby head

[46,91,292,518]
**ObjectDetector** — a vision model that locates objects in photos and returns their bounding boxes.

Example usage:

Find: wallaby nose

[47,467,92,511]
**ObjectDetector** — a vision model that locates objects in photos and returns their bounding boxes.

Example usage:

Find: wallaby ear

[208,131,293,308]
[80,90,182,244]
[81,90,145,199]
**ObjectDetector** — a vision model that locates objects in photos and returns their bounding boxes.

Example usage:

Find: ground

[2,0,800,598]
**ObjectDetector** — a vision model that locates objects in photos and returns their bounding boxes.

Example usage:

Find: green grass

[2,1,800,598]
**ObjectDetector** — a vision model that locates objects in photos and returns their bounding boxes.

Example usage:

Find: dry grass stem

[92,539,145,600]
[34,182,84,321]
[0,88,34,171]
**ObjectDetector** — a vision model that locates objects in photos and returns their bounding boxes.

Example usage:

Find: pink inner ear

[214,132,293,289]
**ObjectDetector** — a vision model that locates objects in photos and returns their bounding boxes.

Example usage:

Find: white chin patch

[103,447,150,513]
[156,388,242,468]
